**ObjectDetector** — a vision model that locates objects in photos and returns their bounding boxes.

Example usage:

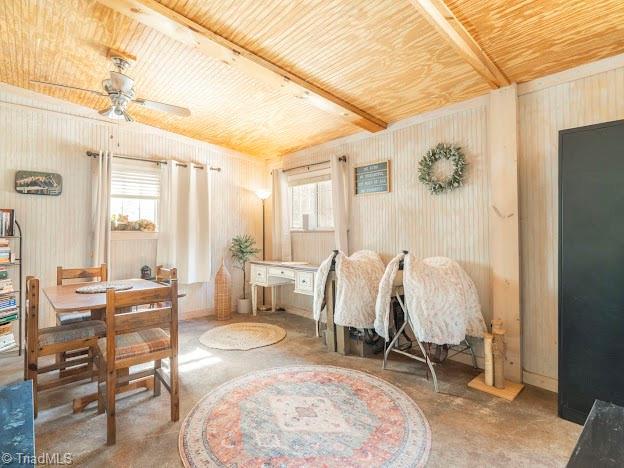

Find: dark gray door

[559,120,624,424]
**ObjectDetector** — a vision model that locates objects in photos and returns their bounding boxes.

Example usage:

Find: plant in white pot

[229,234,260,314]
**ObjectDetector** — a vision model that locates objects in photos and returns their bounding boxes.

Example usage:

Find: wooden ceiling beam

[96,0,387,132]
[409,0,510,88]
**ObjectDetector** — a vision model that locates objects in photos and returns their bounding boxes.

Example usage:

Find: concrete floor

[0,312,581,467]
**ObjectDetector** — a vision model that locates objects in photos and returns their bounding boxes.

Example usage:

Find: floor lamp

[255,189,272,311]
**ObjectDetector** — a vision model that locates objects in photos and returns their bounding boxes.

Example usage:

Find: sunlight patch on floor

[178,347,222,373]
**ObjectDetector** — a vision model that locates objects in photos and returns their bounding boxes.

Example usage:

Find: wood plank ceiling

[1,0,624,158]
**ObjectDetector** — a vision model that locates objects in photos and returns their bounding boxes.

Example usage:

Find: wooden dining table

[42,278,175,413]
[43,278,169,314]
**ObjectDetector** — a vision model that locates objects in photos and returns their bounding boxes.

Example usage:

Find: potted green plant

[229,234,260,314]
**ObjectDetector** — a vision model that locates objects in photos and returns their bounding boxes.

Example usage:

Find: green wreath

[418,143,467,195]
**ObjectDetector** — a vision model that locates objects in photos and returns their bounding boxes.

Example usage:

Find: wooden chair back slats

[155,266,177,283]
[111,286,173,309]
[113,307,172,335]
[57,264,107,285]
[104,280,178,368]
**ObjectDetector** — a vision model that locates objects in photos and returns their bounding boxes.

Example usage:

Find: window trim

[288,180,334,231]
[111,230,159,241]
[110,158,161,233]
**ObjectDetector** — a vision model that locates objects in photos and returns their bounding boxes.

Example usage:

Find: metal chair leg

[465,338,478,368]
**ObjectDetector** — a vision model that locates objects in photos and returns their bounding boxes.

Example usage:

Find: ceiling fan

[31,56,191,122]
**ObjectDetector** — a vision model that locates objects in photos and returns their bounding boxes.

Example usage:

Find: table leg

[271,286,277,313]
[251,284,257,316]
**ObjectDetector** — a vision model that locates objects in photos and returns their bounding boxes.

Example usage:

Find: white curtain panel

[271,169,292,261]
[157,161,211,284]
[91,150,112,266]
[331,154,349,253]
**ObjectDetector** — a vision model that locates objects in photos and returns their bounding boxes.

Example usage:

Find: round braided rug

[179,365,431,467]
[198,322,286,351]
[75,281,134,294]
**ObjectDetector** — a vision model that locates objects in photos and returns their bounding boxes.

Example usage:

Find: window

[289,169,333,230]
[110,159,160,232]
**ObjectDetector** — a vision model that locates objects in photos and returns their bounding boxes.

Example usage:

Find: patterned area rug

[179,366,431,467]
[198,323,286,351]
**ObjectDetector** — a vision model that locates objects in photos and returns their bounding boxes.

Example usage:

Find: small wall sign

[15,171,62,196]
[354,160,391,195]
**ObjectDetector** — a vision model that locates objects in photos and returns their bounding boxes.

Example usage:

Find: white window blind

[110,159,161,231]
[111,159,160,199]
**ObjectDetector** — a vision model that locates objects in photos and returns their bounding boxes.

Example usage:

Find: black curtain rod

[85,151,221,172]
[282,155,346,173]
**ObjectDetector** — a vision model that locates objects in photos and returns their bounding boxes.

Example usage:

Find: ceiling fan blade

[30,80,107,96]
[134,98,191,117]
[110,71,134,94]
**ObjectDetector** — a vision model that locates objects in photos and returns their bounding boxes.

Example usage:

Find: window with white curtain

[288,166,334,231]
[110,159,160,232]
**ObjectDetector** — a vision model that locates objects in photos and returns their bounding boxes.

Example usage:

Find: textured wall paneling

[518,66,624,390]
[0,84,264,326]
[280,103,492,368]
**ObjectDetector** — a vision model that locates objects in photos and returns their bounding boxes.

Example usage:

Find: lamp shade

[255,189,271,200]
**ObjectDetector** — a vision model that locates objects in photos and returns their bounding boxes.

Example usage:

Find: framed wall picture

[15,171,62,196]
[354,160,391,195]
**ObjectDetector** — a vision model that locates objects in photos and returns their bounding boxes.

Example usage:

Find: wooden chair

[55,264,108,374]
[96,280,179,445]
[25,276,105,417]
[56,264,108,325]
[155,265,177,283]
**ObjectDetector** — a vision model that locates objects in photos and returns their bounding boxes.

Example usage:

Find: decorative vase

[214,260,232,321]
[237,298,252,315]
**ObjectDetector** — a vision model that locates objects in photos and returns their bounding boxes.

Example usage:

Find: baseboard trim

[180,308,211,320]
[522,370,558,393]
[449,350,484,369]
[282,306,313,320]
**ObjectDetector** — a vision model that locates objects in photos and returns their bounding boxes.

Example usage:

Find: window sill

[111,231,159,241]
[290,229,334,234]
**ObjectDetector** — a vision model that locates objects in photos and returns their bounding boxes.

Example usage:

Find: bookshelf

[0,218,22,356]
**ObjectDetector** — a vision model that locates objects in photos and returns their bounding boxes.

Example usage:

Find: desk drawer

[251,265,267,283]
[268,267,295,280]
[294,271,314,295]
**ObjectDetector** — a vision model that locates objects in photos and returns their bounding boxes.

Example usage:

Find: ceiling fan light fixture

[99,106,127,120]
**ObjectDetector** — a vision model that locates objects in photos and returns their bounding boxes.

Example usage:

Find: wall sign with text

[354,160,391,195]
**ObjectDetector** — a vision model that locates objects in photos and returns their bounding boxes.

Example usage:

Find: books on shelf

[0,278,14,294]
[0,304,17,315]
[0,313,17,324]
[0,316,16,353]
[0,267,7,280]
[0,246,12,264]
[0,209,14,237]
[0,324,16,352]
[0,279,17,322]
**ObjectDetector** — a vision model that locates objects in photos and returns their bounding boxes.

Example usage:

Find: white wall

[0,83,264,328]
[277,99,493,339]
[518,63,624,391]
[272,56,624,392]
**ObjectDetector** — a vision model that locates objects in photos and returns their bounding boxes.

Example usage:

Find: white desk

[249,261,318,315]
